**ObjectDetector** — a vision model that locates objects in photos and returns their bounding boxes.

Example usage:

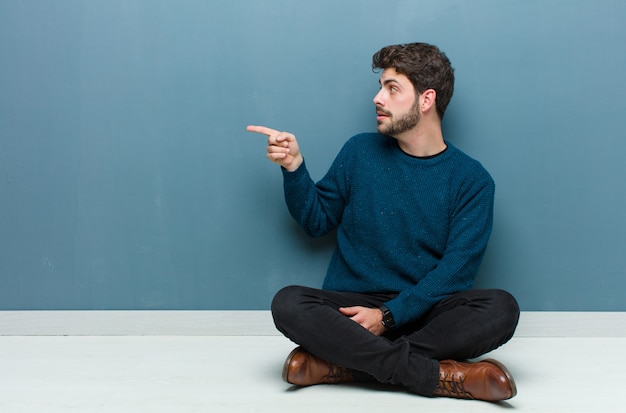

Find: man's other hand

[339,306,387,336]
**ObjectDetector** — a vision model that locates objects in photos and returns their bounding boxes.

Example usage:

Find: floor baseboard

[1,310,625,337]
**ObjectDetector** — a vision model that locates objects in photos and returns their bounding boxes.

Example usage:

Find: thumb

[339,306,359,316]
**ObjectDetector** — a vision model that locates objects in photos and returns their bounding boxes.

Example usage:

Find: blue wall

[1,0,625,310]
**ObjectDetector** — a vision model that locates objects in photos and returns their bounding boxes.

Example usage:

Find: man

[246,42,519,402]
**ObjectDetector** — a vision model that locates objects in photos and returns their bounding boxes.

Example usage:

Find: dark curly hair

[372,43,455,120]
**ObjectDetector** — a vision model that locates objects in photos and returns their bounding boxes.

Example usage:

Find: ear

[420,89,437,114]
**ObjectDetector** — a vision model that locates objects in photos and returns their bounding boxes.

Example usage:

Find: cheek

[400,96,418,112]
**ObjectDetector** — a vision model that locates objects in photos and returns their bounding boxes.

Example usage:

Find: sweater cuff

[281,159,307,181]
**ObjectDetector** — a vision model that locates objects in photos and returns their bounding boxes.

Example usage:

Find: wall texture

[1,0,625,310]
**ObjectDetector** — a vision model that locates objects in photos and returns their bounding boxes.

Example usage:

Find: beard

[376,100,420,137]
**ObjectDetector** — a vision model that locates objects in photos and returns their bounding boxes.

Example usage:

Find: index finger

[246,125,279,136]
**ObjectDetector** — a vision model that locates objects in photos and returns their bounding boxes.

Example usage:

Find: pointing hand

[246,125,304,172]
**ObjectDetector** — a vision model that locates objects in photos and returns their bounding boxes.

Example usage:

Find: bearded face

[376,98,420,137]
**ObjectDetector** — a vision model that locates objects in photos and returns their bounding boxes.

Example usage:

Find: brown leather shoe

[434,359,517,401]
[282,347,354,386]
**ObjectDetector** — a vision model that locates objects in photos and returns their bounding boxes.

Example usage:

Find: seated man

[247,42,519,402]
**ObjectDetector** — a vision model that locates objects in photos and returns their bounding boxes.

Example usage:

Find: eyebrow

[380,78,402,87]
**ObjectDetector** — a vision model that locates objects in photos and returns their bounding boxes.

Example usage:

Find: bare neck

[394,120,447,157]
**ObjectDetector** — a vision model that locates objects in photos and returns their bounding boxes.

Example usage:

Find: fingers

[247,124,293,158]
[246,125,278,136]
[339,307,385,335]
[246,125,294,145]
[246,125,303,171]
[266,140,291,161]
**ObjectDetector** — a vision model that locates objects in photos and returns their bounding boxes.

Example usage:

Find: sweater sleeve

[384,173,495,327]
[281,150,350,238]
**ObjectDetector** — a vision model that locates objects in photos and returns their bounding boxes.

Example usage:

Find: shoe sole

[282,346,303,383]
[482,358,518,399]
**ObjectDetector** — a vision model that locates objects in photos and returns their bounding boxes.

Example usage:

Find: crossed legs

[271,285,520,397]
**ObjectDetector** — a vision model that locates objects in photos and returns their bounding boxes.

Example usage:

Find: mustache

[376,106,392,116]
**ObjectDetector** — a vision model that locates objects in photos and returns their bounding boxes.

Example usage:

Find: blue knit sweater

[282,133,495,327]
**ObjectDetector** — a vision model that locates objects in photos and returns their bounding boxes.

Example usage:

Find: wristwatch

[379,304,396,329]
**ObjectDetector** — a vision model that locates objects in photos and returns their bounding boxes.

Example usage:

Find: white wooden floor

[0,312,624,412]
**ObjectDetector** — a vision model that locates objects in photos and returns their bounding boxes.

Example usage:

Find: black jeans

[271,285,520,396]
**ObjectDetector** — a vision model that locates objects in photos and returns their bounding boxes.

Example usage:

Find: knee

[492,289,520,335]
[271,285,306,325]
[271,285,315,337]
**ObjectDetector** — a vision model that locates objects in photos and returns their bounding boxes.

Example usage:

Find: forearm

[282,160,345,237]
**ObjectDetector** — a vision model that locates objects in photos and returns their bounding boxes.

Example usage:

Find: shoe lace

[438,372,473,399]
[322,362,353,383]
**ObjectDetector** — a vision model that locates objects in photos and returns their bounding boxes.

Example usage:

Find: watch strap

[379,304,396,329]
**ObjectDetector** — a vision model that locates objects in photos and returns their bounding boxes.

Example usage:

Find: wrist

[284,155,303,172]
[379,304,396,330]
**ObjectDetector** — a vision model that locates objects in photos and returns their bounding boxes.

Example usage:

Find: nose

[373,88,385,106]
